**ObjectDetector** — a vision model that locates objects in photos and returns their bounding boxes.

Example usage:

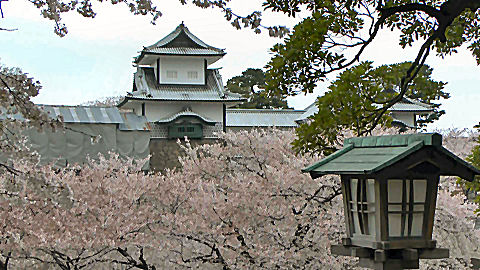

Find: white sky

[1,0,479,130]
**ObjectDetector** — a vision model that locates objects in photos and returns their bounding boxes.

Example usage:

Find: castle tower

[118,23,245,169]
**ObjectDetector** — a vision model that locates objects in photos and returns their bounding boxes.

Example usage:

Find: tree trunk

[0,254,10,270]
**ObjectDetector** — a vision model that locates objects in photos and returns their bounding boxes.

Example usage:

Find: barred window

[387,179,427,237]
[166,70,178,79]
[187,71,198,79]
[349,178,376,236]
[168,124,203,139]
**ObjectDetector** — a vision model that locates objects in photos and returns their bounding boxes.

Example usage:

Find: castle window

[166,70,178,79]
[187,71,198,79]
[169,124,203,139]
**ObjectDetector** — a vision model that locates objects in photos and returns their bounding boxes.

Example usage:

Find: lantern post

[303,133,480,270]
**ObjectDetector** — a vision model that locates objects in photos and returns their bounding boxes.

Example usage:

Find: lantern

[303,133,480,269]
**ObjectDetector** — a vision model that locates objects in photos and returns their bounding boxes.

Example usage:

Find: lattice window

[349,178,376,236]
[150,123,168,138]
[187,71,198,79]
[387,179,427,237]
[203,123,223,138]
[168,124,202,139]
[166,70,178,79]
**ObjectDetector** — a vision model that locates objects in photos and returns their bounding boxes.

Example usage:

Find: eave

[134,51,226,65]
[117,96,246,107]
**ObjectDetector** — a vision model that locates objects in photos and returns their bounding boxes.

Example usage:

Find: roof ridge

[227,109,306,112]
[303,100,318,110]
[39,104,117,109]
[145,23,223,52]
[344,133,442,147]
[211,69,226,98]
[403,96,433,108]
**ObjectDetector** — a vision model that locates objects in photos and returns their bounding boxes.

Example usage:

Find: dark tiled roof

[389,98,433,112]
[296,97,433,123]
[41,105,124,124]
[122,68,244,103]
[134,23,225,63]
[4,105,150,131]
[142,47,225,56]
[226,109,304,127]
[156,107,217,125]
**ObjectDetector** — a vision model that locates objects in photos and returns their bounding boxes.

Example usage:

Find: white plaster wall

[140,62,157,73]
[391,112,415,127]
[144,101,223,122]
[134,102,143,116]
[120,101,143,116]
[159,56,205,85]
[192,102,223,122]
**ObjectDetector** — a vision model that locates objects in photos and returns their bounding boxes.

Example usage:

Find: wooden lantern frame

[340,175,438,250]
[303,133,480,270]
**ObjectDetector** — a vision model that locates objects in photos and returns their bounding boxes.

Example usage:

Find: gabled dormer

[133,23,226,86]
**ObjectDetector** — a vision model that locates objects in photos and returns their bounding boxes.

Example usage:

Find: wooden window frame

[168,123,203,139]
[386,179,428,238]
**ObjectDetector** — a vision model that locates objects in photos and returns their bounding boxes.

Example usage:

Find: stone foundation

[149,138,218,171]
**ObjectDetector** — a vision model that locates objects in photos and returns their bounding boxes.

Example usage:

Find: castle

[18,23,432,170]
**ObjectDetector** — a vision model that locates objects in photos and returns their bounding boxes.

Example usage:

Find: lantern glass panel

[367,179,376,236]
[412,179,427,236]
[350,179,361,234]
[349,178,376,236]
[414,180,427,202]
[387,179,427,238]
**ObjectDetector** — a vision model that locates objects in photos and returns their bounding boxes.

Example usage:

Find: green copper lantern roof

[303,133,480,181]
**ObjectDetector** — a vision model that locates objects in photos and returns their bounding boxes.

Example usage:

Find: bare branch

[0,162,22,175]
[0,28,17,32]
[378,3,443,21]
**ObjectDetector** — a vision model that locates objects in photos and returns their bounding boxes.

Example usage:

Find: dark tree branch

[362,33,435,135]
[378,3,443,21]
[0,162,22,175]
[0,28,17,32]
[292,185,342,215]
[0,75,34,114]
[114,247,156,270]
[170,232,231,268]
[356,0,477,135]
[0,252,11,270]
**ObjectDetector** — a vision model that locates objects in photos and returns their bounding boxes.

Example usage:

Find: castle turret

[118,23,245,170]
[133,22,226,86]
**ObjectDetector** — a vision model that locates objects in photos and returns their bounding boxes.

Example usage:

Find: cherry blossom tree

[159,129,349,269]
[0,64,60,175]
[0,154,164,269]
[1,128,479,269]
[81,96,124,107]
[163,129,480,269]
[426,186,480,269]
[0,129,347,269]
